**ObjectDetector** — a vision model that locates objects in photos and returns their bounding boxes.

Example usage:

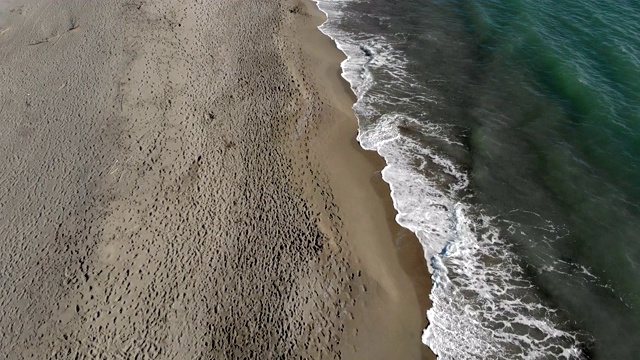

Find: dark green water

[316,0,640,358]
[465,0,640,356]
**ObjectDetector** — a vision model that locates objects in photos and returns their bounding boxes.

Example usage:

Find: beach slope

[0,0,432,358]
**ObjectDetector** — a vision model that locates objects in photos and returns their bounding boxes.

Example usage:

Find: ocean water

[313,0,640,358]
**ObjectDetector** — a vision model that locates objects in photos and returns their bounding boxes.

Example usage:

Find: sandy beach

[0,0,433,358]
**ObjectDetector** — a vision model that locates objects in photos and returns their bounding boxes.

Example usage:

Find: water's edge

[309,0,439,352]
[309,0,589,358]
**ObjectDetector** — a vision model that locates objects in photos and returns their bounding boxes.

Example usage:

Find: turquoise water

[316,0,640,357]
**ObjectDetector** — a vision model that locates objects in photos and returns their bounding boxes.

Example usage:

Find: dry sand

[0,0,433,358]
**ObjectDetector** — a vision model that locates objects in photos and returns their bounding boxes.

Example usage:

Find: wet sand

[0,0,433,358]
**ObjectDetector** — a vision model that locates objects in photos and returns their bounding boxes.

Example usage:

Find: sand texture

[0,0,432,359]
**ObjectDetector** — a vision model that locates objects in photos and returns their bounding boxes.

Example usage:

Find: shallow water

[315,0,640,358]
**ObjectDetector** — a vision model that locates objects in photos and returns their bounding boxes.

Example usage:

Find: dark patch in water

[359,45,373,57]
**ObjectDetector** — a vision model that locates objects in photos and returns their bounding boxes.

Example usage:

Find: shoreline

[292,1,435,358]
[0,0,435,358]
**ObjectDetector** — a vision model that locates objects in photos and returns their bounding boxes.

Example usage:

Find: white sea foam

[312,0,587,358]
